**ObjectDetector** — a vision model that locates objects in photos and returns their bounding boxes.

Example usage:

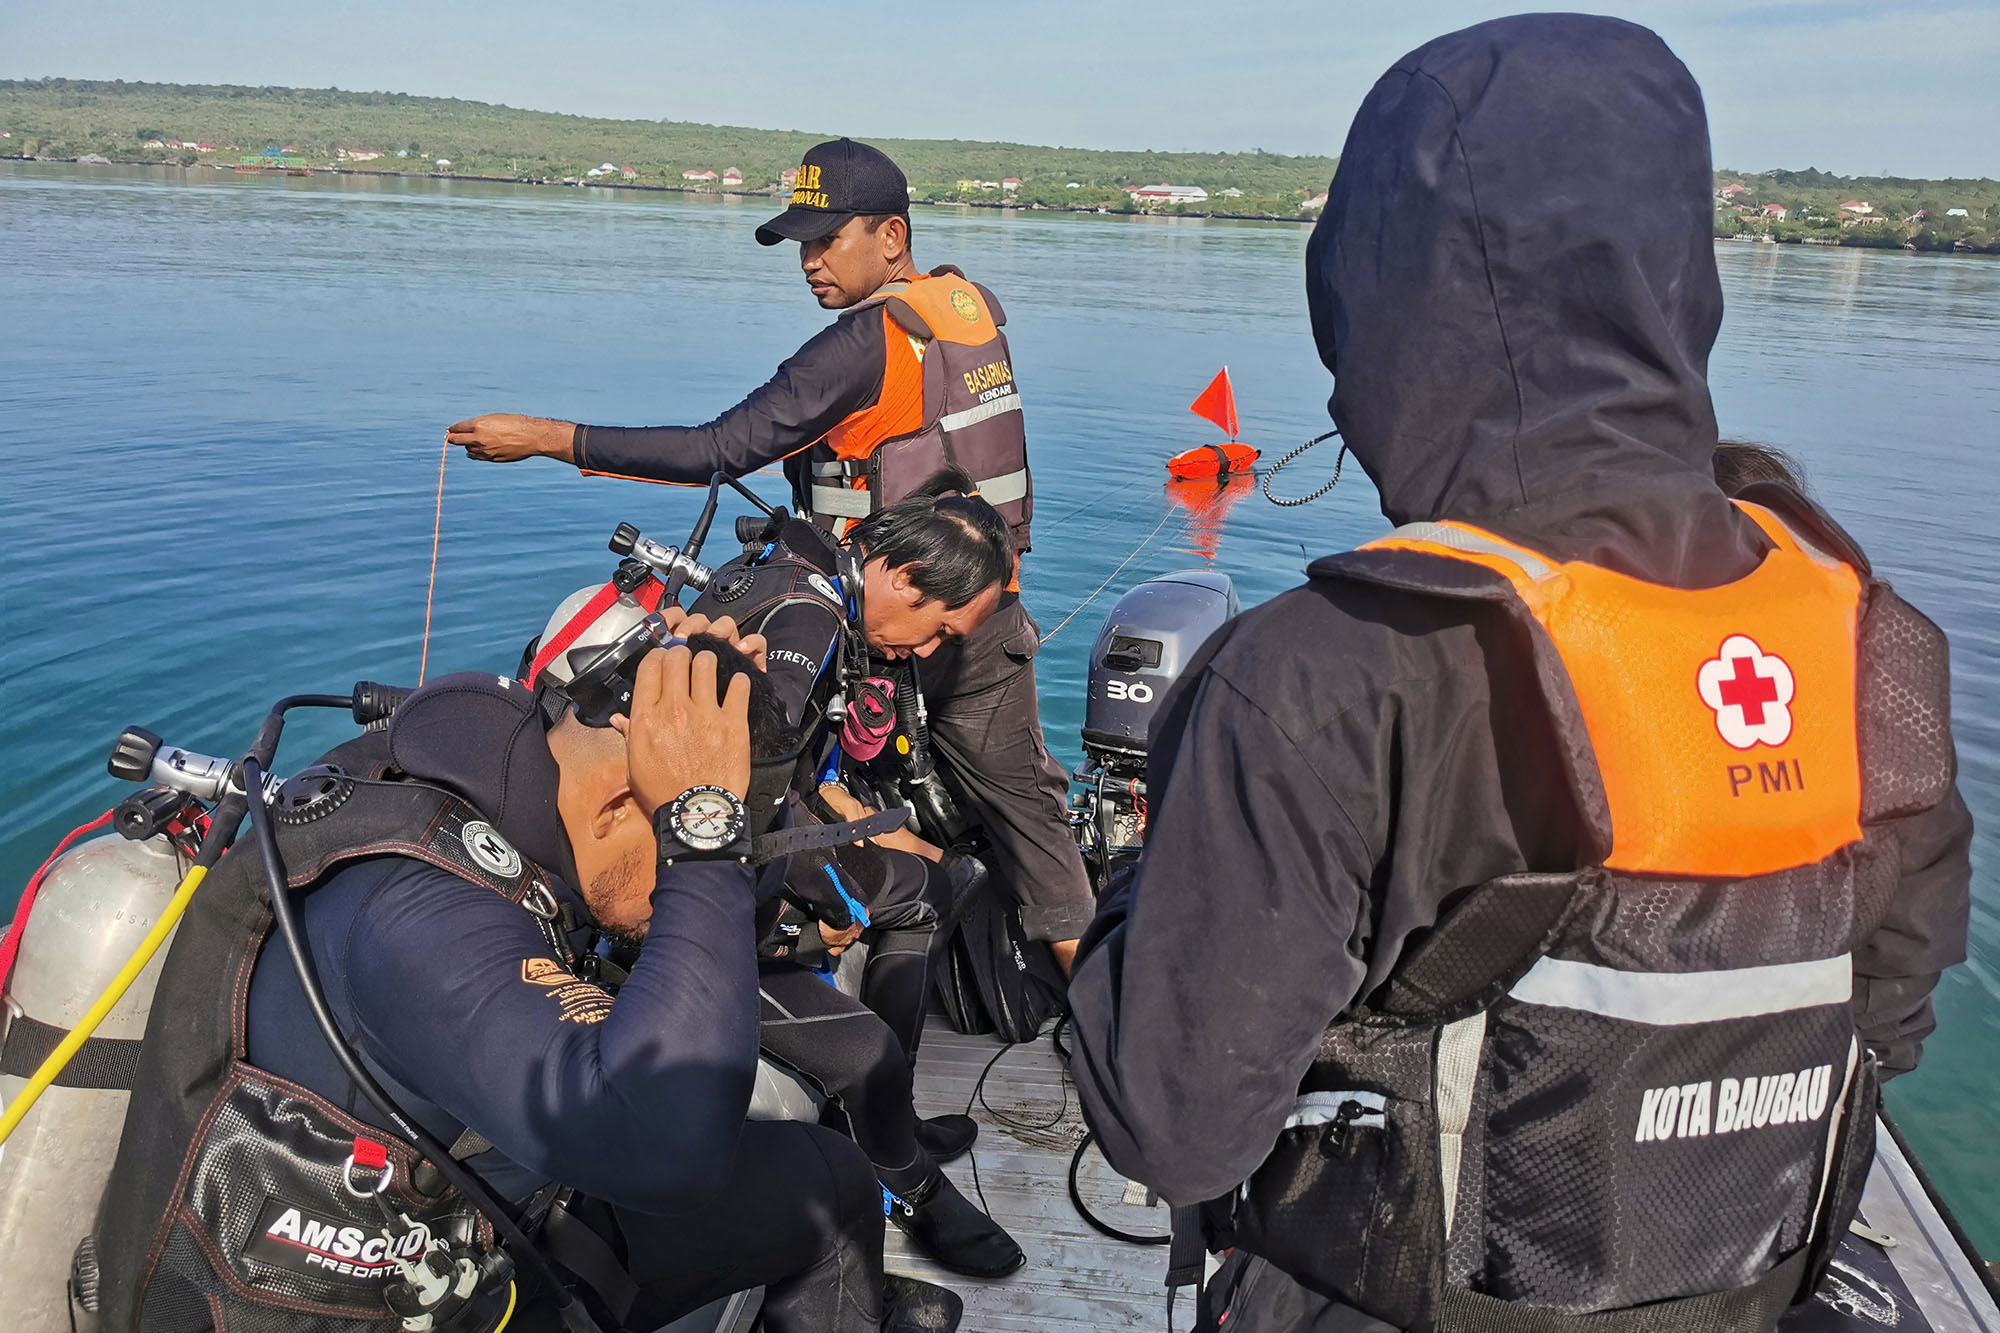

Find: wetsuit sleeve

[339,858,760,1212]
[756,599,846,734]
[1853,784,1972,1080]
[1066,665,1375,1205]
[573,313,885,482]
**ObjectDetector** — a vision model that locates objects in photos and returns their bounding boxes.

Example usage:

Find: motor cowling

[0,831,186,1333]
[1082,570,1239,765]
[1073,571,1238,894]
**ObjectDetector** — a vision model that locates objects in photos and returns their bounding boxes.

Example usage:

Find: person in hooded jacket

[1066,15,1971,1333]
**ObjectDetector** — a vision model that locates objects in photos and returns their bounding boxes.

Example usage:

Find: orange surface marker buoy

[1166,367,1261,480]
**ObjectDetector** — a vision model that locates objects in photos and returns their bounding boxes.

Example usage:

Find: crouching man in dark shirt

[240,626,961,1331]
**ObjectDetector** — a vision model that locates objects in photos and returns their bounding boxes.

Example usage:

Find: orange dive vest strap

[1365,505,1863,877]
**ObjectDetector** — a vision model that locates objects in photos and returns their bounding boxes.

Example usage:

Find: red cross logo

[1697,635,1795,749]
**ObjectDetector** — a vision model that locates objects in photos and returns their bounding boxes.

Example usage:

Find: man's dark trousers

[919,593,1094,943]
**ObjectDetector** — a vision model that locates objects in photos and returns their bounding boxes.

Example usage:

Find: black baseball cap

[756,138,910,246]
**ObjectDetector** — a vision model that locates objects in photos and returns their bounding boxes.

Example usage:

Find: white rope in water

[1039,505,1191,646]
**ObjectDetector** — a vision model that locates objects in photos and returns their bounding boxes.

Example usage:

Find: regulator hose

[0,790,245,1148]
[242,698,603,1333]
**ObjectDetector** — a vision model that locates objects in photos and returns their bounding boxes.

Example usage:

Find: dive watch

[655,785,750,864]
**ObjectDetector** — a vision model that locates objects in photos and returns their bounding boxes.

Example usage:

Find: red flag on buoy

[1189,368,1239,439]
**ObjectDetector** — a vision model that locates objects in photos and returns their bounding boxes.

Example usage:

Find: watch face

[672,787,743,853]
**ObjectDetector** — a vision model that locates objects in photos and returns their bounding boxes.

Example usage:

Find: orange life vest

[804,268,1033,553]
[1208,497,1953,1330]
[1365,502,1863,877]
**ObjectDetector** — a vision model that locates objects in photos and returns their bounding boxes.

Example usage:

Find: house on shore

[683,169,718,182]
[722,168,744,186]
[780,167,798,189]
[1130,183,1209,204]
[1301,192,1329,212]
[1761,204,1788,220]
[1002,177,1022,192]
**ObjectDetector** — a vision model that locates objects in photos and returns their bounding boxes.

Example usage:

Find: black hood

[387,672,583,901]
[1307,13,1765,587]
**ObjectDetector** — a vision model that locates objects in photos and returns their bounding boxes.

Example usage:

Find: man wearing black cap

[448,137,1097,970]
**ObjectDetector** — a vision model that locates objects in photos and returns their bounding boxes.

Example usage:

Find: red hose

[0,811,114,994]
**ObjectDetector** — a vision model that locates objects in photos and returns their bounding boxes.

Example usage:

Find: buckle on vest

[520,880,560,921]
[342,1153,395,1198]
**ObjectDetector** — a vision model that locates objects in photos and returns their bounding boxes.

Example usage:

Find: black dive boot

[888,1169,1025,1278]
[914,1114,978,1164]
[883,1274,963,1331]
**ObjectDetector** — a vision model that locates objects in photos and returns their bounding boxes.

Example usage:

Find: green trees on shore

[5,79,1994,244]
[1712,168,1999,253]
[0,78,1337,209]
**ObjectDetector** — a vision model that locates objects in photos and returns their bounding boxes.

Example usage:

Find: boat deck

[707,1018,2000,1333]
[885,1022,1180,1330]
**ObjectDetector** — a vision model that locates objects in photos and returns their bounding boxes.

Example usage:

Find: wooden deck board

[886,1023,1179,1331]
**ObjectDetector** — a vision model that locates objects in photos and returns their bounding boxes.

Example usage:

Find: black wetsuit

[736,548,960,1194]
[243,681,887,1332]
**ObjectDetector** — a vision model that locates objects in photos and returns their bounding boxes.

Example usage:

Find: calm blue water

[4,163,1996,1248]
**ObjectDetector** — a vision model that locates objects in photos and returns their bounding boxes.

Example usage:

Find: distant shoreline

[0,154,1322,227]
[10,157,1997,256]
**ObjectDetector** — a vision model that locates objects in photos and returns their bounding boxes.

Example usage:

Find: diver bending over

[96,615,961,1331]
[536,487,1027,1280]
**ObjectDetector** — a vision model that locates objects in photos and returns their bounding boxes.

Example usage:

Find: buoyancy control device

[0,689,556,1333]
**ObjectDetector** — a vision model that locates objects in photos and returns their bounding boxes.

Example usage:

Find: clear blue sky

[8,1,1997,178]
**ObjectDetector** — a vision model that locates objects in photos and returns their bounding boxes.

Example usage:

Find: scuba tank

[0,739,216,1333]
[0,822,188,1333]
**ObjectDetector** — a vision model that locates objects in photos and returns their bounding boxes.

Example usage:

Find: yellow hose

[0,863,207,1146]
[491,1280,518,1332]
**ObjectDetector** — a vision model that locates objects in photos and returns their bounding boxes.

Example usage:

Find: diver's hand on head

[612,645,751,814]
[656,608,769,672]
[445,413,576,464]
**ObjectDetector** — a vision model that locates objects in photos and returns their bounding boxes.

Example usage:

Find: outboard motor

[1070,570,1238,894]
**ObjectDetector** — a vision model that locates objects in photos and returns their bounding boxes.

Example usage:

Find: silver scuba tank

[0,831,185,1333]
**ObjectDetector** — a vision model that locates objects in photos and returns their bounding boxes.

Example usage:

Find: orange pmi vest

[1207,497,1956,1331]
[1365,503,1864,877]
[804,267,1033,552]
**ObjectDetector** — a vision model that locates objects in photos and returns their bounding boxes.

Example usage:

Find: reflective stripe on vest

[1508,952,1854,1025]
[1362,502,1864,878]
[809,451,1028,516]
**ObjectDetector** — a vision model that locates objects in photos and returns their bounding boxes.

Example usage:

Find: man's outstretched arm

[447,314,885,483]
